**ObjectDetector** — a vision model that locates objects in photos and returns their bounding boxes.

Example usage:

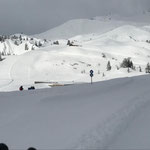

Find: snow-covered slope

[36,14,150,40]
[1,24,150,91]
[0,34,48,55]
[1,75,150,149]
[1,16,150,91]
[36,18,124,40]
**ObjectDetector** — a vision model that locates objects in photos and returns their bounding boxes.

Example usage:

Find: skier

[19,86,24,91]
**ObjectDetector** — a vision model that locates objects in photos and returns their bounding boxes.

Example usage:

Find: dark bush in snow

[53,41,59,45]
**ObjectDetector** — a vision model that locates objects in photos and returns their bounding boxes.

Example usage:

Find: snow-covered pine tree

[0,52,2,61]
[107,61,111,71]
[121,58,134,69]
[67,40,71,46]
[139,66,142,72]
[25,43,29,50]
[145,63,150,73]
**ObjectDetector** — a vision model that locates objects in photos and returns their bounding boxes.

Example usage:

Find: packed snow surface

[0,75,150,149]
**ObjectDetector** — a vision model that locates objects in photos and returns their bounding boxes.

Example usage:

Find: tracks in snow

[73,83,150,149]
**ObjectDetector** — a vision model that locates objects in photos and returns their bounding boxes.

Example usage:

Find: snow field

[0,75,150,149]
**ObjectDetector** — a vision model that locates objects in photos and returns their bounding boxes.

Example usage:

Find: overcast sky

[0,0,149,35]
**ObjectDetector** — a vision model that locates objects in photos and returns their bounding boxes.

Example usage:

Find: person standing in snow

[19,86,24,91]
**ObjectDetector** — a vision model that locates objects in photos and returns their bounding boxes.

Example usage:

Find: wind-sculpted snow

[0,75,150,149]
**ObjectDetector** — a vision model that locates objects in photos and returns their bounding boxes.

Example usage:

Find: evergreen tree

[0,36,2,42]
[53,41,59,45]
[145,63,150,73]
[107,61,111,71]
[19,35,22,41]
[67,40,71,46]
[35,41,38,47]
[32,45,35,50]
[0,52,2,61]
[139,66,142,72]
[127,67,130,73]
[14,40,18,46]
[25,43,29,50]
[102,72,105,77]
[38,41,42,47]
[121,58,134,69]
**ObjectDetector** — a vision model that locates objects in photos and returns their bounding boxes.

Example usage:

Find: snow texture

[0,75,150,149]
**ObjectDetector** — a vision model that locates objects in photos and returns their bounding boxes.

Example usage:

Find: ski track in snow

[0,56,20,90]
[72,82,150,149]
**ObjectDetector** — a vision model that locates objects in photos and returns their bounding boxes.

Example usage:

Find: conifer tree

[145,63,150,73]
[107,61,111,71]
[25,43,29,50]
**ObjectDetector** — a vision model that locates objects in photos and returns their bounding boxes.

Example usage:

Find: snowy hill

[1,17,150,91]
[1,75,150,149]
[36,14,150,40]
[36,18,124,40]
[0,34,49,55]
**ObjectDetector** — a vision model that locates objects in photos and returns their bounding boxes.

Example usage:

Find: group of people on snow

[19,86,35,91]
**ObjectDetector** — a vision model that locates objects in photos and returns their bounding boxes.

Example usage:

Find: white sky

[0,0,149,35]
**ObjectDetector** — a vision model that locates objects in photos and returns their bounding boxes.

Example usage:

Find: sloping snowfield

[2,23,150,91]
[0,75,150,149]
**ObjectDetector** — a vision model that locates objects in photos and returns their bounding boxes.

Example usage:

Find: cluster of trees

[12,35,32,41]
[0,35,9,42]
[87,58,150,76]
[67,40,79,47]
[25,41,42,51]
[3,34,44,50]
[72,57,150,76]
[105,58,150,74]
[146,40,150,43]
[145,63,150,73]
[35,41,42,47]
[96,58,143,75]
[120,58,134,69]
[53,41,59,45]
[119,58,150,74]
[52,40,77,46]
